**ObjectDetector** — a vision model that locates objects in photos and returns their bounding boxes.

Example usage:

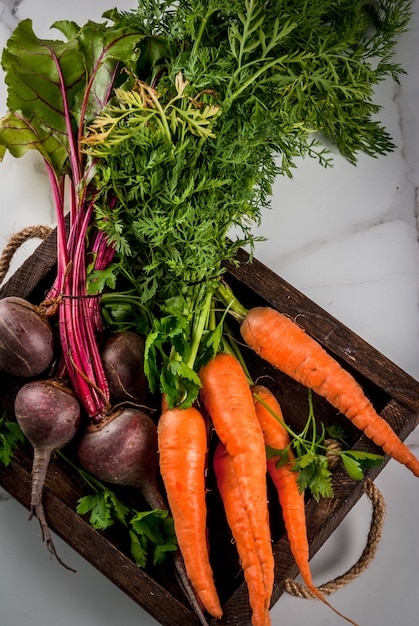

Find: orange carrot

[213,440,271,626]
[199,352,274,612]
[241,306,419,477]
[252,385,358,626]
[157,406,222,619]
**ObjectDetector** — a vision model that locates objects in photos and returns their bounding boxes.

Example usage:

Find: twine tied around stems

[284,478,386,598]
[0,225,53,286]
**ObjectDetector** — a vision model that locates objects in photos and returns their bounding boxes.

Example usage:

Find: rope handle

[284,478,385,598]
[0,225,53,286]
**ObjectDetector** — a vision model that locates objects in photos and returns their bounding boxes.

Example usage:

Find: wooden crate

[0,231,418,626]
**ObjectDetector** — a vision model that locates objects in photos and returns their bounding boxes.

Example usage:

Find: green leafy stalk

[2,2,408,411]
[0,17,149,420]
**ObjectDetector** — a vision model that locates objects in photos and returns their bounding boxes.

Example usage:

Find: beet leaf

[0,16,146,420]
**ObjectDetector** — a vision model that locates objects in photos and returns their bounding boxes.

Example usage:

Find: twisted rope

[0,225,53,286]
[284,478,386,598]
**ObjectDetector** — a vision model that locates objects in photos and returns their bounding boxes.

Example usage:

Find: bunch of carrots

[157,303,419,626]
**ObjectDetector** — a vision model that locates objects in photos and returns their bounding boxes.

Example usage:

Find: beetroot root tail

[32,501,76,572]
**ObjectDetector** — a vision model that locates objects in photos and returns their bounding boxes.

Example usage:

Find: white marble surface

[0,1,418,625]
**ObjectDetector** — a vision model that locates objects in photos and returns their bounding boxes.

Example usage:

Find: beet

[0,296,54,377]
[77,408,209,625]
[14,379,81,569]
[77,407,163,508]
[101,331,148,404]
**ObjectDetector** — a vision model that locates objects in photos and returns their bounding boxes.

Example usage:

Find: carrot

[241,306,419,478]
[252,385,359,626]
[213,440,271,626]
[199,352,274,612]
[157,406,222,619]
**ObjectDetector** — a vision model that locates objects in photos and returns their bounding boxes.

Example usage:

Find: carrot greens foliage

[82,0,411,409]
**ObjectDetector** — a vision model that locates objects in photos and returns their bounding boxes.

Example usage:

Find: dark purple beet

[101,331,148,404]
[0,296,54,377]
[77,407,163,508]
[14,379,81,569]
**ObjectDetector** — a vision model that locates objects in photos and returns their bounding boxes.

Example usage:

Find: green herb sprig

[59,451,177,567]
[0,412,25,467]
[264,391,384,501]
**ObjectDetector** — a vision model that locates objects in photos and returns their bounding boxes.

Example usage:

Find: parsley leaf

[0,413,25,467]
[76,489,130,530]
[340,450,384,481]
[130,509,177,567]
[260,390,384,500]
[295,452,334,501]
[58,450,177,568]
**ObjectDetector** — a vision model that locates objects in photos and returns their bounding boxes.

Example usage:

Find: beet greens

[0,17,148,420]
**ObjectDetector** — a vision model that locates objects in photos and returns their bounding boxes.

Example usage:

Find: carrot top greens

[78,0,411,407]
